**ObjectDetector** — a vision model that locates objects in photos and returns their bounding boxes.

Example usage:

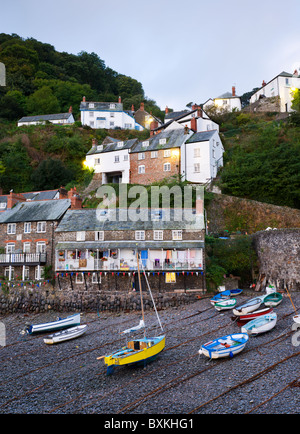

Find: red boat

[234,307,273,325]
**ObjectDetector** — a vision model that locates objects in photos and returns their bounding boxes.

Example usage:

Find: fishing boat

[98,252,165,375]
[233,297,263,316]
[214,298,237,311]
[263,292,283,307]
[44,325,87,344]
[293,315,300,324]
[241,313,277,335]
[199,333,249,359]
[25,313,81,334]
[210,291,231,304]
[229,289,243,296]
[235,306,273,323]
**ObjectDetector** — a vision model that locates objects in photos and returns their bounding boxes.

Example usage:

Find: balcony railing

[0,253,47,265]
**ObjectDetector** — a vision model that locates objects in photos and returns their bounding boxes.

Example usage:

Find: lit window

[172,230,182,240]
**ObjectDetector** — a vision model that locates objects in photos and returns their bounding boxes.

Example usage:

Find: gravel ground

[0,291,299,416]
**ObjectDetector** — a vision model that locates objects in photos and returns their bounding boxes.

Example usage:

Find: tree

[291,88,300,112]
[31,158,74,190]
[26,86,60,115]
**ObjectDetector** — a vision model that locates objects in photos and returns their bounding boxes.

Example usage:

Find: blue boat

[26,313,81,334]
[210,289,242,304]
[199,333,249,359]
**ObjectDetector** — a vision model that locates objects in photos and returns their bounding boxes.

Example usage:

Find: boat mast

[136,251,146,337]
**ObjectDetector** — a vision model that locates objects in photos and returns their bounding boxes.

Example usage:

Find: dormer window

[110,103,116,109]
[142,141,149,147]
[89,103,94,108]
[97,145,103,151]
[117,141,124,148]
[159,138,167,145]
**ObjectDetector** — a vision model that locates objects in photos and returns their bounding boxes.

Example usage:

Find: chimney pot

[262,80,266,87]
[190,117,197,133]
[118,96,121,103]
[69,106,72,113]
[232,86,236,97]
[140,102,144,111]
[165,106,169,114]
[82,96,86,102]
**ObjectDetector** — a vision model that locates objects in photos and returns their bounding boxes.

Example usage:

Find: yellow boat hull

[104,335,165,373]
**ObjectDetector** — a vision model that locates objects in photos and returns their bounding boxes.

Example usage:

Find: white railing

[0,253,46,264]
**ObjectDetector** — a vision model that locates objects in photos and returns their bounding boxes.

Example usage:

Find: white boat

[199,333,249,359]
[293,315,300,324]
[233,297,263,316]
[214,298,237,311]
[44,325,87,344]
[26,313,81,334]
[241,313,277,335]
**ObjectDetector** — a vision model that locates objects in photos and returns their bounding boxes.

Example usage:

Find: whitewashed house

[208,86,242,112]
[163,105,219,132]
[18,108,74,127]
[250,70,300,112]
[80,96,144,131]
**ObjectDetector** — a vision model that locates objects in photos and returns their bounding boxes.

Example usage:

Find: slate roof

[56,209,204,232]
[186,130,218,143]
[18,113,73,123]
[165,110,189,121]
[0,199,71,223]
[80,101,123,111]
[57,240,204,250]
[215,92,240,99]
[130,128,193,153]
[87,138,138,155]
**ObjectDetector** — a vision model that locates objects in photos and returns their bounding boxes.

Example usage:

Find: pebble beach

[0,291,299,416]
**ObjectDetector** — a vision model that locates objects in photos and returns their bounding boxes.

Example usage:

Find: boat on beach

[241,313,277,335]
[199,333,249,359]
[293,315,300,324]
[233,297,263,316]
[234,306,273,324]
[263,292,283,307]
[44,325,87,344]
[214,298,237,311]
[25,313,81,334]
[210,289,242,305]
[98,252,165,375]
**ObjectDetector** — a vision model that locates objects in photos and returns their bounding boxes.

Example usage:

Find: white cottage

[17,109,75,127]
[80,96,144,131]
[250,70,300,112]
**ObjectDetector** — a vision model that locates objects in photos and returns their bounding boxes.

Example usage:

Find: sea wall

[252,228,300,291]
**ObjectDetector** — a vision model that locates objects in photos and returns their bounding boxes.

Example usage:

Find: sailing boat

[98,252,165,375]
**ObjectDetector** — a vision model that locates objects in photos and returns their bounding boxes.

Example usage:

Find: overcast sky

[1,0,300,111]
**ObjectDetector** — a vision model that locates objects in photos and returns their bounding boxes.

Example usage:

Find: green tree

[27,86,60,115]
[31,158,74,190]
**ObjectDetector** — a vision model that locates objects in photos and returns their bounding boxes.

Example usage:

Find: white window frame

[24,222,31,233]
[194,148,200,158]
[5,267,14,280]
[138,152,145,160]
[163,163,171,172]
[159,138,166,145]
[95,158,101,165]
[194,163,200,173]
[172,230,182,240]
[76,273,84,284]
[37,221,46,233]
[92,272,101,283]
[138,165,145,174]
[114,155,120,163]
[23,242,31,253]
[6,243,15,253]
[153,230,163,240]
[135,231,145,240]
[7,223,16,234]
[151,151,158,158]
[164,149,171,157]
[24,266,30,280]
[76,231,85,241]
[35,266,44,280]
[123,154,128,161]
[95,231,104,241]
[36,241,46,254]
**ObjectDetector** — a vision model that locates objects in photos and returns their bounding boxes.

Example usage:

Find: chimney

[165,106,169,114]
[262,80,266,87]
[192,104,197,110]
[69,106,72,113]
[68,187,83,210]
[190,117,197,132]
[232,86,236,97]
[118,96,121,103]
[197,107,202,118]
[150,120,158,132]
[131,104,135,112]
[58,187,68,199]
[140,102,144,111]
[82,96,86,102]
[92,138,97,147]
[293,69,298,76]
[7,191,26,209]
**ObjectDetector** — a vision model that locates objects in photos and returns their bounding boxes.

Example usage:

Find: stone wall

[252,229,300,291]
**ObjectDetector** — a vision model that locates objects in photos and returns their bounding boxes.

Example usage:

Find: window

[76,273,84,283]
[0,202,6,209]
[142,141,149,147]
[23,242,31,253]
[92,272,101,283]
[138,152,145,160]
[110,112,115,117]
[153,230,163,240]
[124,123,132,129]
[117,141,123,148]
[124,154,128,161]
[76,231,85,241]
[164,149,171,157]
[172,230,182,240]
[24,222,31,233]
[114,155,120,163]
[7,223,16,234]
[110,103,116,109]
[163,163,171,172]
[6,243,15,253]
[194,163,200,173]
[135,231,145,240]
[165,272,176,283]
[95,231,104,241]
[89,111,94,117]
[194,148,200,158]
[24,266,30,280]
[138,165,145,174]
[5,267,14,280]
[36,241,46,253]
[151,151,158,158]
[110,121,114,127]
[89,103,95,108]
[97,145,103,151]
[35,266,44,280]
[95,158,101,165]
[37,221,46,233]
[159,138,166,145]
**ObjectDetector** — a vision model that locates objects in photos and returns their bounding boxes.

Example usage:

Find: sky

[1,0,300,111]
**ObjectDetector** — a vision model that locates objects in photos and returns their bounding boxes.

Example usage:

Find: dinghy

[233,297,263,316]
[229,289,243,296]
[98,252,165,375]
[210,291,231,305]
[26,313,81,334]
[263,292,283,307]
[214,298,237,311]
[199,333,249,359]
[241,313,277,335]
[235,307,273,323]
[293,315,300,325]
[44,325,87,344]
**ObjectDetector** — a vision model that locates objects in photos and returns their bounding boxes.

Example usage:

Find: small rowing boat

[44,325,87,344]
[241,313,277,335]
[263,292,283,307]
[199,333,249,359]
[235,307,273,324]
[210,289,243,305]
[233,297,263,316]
[25,313,81,334]
[214,298,237,311]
